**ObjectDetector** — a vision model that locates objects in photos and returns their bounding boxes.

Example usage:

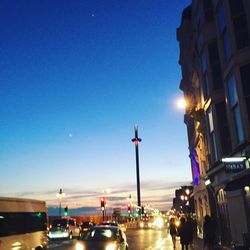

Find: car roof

[92,225,119,230]
[52,218,75,223]
[82,221,93,224]
[100,220,118,224]
[99,221,118,225]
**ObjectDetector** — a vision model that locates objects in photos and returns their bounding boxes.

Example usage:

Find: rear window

[52,219,67,227]
[82,222,92,227]
[0,212,47,237]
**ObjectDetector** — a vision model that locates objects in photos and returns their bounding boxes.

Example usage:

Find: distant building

[177,0,250,246]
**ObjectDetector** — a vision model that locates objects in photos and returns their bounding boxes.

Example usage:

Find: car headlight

[106,243,117,250]
[75,242,85,250]
[154,218,164,228]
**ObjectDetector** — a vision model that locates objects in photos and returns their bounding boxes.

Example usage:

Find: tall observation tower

[131,126,142,207]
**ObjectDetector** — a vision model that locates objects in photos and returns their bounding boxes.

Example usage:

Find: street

[48,228,191,250]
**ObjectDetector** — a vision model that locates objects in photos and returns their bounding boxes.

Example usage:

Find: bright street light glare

[176,97,186,110]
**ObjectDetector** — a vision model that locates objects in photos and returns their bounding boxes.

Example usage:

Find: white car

[48,218,81,239]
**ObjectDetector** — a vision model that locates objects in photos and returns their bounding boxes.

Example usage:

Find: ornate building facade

[177,0,250,246]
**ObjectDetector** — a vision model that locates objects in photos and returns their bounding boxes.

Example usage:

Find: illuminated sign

[224,161,246,173]
[191,149,200,186]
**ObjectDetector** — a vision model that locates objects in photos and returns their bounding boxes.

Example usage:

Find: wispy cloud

[0,180,190,215]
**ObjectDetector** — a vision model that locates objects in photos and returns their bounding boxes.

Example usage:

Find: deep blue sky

[0,0,191,213]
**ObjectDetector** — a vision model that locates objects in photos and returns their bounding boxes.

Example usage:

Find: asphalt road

[48,228,186,250]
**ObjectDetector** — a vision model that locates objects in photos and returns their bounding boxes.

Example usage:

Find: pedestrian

[169,217,178,249]
[186,216,195,249]
[193,218,198,239]
[179,217,189,250]
[203,215,216,250]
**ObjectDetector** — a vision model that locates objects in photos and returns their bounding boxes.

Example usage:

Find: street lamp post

[131,126,142,208]
[56,188,65,217]
[102,189,110,218]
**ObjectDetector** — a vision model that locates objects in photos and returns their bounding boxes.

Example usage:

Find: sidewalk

[192,237,232,250]
[173,236,232,250]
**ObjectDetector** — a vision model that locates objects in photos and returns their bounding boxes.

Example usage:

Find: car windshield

[85,227,117,241]
[52,219,67,227]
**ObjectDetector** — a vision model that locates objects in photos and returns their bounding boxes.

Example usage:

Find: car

[99,220,119,227]
[48,218,81,240]
[118,223,127,232]
[99,220,127,232]
[152,217,164,230]
[80,225,128,250]
[138,220,153,229]
[81,221,95,235]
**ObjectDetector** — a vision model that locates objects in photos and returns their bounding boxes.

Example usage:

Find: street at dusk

[1,0,250,249]
[47,229,203,250]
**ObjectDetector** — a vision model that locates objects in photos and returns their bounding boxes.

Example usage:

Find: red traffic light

[127,203,131,213]
[100,197,105,208]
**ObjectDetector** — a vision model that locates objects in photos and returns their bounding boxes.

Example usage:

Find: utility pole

[131,126,142,208]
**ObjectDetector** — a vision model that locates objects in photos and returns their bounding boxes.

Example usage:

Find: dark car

[81,221,95,235]
[138,220,153,229]
[99,221,119,227]
[80,225,128,250]
[99,221,127,232]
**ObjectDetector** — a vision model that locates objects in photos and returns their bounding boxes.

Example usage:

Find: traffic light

[127,203,131,213]
[64,206,68,216]
[100,197,105,210]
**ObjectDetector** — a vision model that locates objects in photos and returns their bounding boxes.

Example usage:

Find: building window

[208,41,223,90]
[204,0,214,23]
[217,4,231,62]
[227,75,245,144]
[215,102,231,156]
[217,189,226,204]
[229,0,249,49]
[240,63,250,127]
[208,108,218,162]
[229,0,244,16]
[200,50,210,100]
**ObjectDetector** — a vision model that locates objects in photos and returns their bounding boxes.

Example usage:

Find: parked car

[80,225,128,250]
[48,218,81,240]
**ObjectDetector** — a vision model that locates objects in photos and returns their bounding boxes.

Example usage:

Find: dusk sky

[0,0,192,215]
